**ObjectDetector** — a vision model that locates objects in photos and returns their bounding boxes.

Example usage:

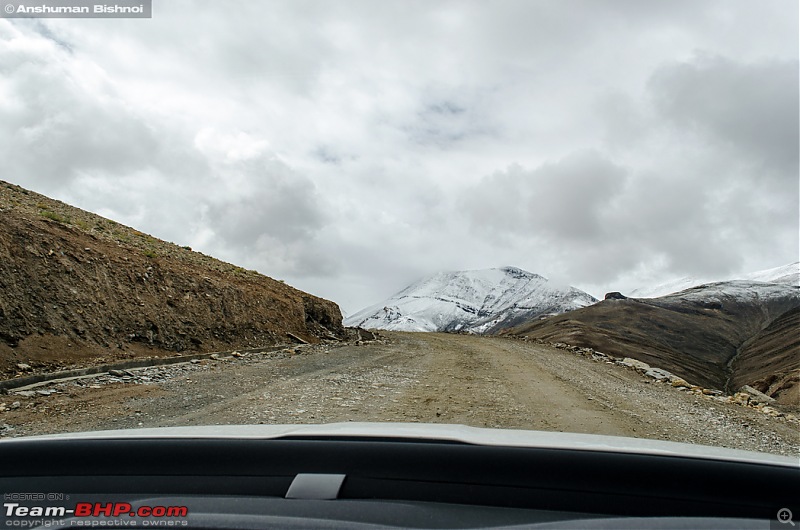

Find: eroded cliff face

[0,181,344,377]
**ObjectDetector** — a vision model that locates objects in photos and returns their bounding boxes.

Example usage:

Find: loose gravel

[2,332,798,457]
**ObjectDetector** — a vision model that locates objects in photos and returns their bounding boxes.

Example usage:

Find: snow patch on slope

[629,262,799,298]
[739,262,799,286]
[657,280,800,305]
[628,276,711,299]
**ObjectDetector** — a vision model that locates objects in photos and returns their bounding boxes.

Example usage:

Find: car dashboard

[0,423,797,529]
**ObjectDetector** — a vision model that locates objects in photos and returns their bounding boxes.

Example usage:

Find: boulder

[604,292,627,300]
[671,379,691,388]
[730,392,750,405]
[620,358,651,372]
[739,385,776,404]
[645,368,673,381]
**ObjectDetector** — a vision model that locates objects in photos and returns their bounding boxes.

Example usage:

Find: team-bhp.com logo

[4,502,188,525]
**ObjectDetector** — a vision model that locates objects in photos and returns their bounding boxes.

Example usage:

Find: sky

[1,0,798,314]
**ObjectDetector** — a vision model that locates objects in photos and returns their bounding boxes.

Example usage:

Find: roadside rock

[620,358,651,372]
[645,368,673,381]
[671,379,691,388]
[740,385,776,404]
[730,392,751,406]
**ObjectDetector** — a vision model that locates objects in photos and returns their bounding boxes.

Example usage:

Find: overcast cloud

[1,0,797,313]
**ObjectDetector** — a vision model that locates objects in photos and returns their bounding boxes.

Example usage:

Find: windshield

[0,0,798,462]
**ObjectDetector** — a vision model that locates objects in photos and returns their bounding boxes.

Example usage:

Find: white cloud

[1,0,797,312]
[649,54,799,179]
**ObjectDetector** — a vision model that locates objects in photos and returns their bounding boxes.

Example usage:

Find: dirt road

[2,332,798,456]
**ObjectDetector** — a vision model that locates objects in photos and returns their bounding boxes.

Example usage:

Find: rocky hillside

[730,306,799,401]
[504,281,800,406]
[345,267,597,333]
[0,181,344,379]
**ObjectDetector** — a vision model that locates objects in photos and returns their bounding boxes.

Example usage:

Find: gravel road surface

[2,332,798,457]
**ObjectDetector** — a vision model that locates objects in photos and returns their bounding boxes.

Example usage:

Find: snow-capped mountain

[344,267,597,333]
[628,262,799,298]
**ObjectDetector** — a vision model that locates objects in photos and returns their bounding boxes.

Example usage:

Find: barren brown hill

[731,306,800,407]
[0,181,344,379]
[504,282,800,406]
